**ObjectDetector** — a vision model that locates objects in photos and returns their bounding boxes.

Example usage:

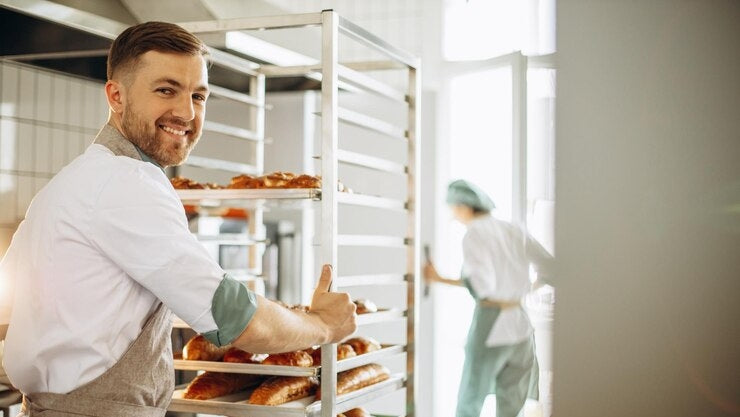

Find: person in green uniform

[425,180,553,417]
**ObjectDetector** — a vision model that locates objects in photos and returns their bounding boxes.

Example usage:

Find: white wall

[555,1,740,416]
[0,62,108,256]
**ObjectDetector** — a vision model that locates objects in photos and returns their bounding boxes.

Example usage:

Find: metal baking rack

[169,374,405,417]
[170,9,421,417]
[172,345,406,376]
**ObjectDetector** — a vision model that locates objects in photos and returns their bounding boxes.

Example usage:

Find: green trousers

[456,304,539,417]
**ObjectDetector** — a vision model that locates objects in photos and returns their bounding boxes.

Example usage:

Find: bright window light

[443,0,556,61]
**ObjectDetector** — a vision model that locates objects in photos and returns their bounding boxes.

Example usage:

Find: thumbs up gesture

[309,265,357,343]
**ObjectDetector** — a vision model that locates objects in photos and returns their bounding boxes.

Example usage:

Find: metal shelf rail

[174,10,421,417]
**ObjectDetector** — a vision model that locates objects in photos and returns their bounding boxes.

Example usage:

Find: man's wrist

[306,312,332,345]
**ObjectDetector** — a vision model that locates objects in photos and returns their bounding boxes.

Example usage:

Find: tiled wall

[0,61,108,251]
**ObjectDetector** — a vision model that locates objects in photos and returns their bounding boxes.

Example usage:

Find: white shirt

[461,215,552,346]
[0,144,225,394]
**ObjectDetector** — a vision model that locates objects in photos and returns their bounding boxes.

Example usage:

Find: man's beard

[120,103,199,167]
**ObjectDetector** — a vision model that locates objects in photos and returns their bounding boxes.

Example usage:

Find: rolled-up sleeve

[88,165,257,342]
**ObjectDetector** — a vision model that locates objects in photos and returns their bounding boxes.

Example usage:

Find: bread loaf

[262,350,313,367]
[222,347,265,364]
[338,408,371,417]
[182,335,231,361]
[248,376,319,405]
[342,337,382,355]
[316,363,390,400]
[183,372,263,400]
[309,343,357,364]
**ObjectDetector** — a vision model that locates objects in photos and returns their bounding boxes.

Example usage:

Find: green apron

[456,278,539,417]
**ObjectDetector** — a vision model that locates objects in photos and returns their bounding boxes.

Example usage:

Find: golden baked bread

[228,174,263,189]
[353,299,378,314]
[182,335,231,361]
[316,363,390,400]
[262,350,313,367]
[342,337,382,355]
[222,347,265,364]
[183,371,263,400]
[262,171,295,188]
[288,174,321,189]
[308,343,357,364]
[339,408,371,417]
[248,376,319,405]
[170,176,204,189]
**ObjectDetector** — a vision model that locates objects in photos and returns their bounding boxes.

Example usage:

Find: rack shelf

[172,345,404,377]
[178,189,407,211]
[168,375,405,417]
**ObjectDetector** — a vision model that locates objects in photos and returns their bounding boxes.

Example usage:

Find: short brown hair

[107,21,209,80]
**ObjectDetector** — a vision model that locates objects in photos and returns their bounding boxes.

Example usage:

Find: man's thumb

[313,264,333,295]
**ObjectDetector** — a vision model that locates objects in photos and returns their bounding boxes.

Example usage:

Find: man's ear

[105,80,125,114]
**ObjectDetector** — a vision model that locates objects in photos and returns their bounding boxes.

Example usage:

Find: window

[433,2,557,416]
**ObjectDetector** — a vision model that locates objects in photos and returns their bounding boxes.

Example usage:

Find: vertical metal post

[319,9,339,417]
[512,52,528,226]
[405,62,421,417]
[248,74,266,274]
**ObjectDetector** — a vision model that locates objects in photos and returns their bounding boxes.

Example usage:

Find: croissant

[248,376,319,405]
[182,335,231,361]
[342,337,382,355]
[316,363,390,400]
[262,350,313,367]
[183,371,263,400]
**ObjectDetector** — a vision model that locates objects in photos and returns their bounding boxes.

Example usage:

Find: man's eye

[193,94,207,102]
[157,88,174,95]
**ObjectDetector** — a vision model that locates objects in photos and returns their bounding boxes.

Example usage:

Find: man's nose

[172,94,195,121]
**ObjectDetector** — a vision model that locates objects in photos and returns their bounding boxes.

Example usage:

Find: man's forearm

[230,296,330,354]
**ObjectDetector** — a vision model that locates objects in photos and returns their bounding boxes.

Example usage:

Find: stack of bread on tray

[180,298,388,411]
[170,172,352,192]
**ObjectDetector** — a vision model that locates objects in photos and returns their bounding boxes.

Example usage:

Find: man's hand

[309,265,357,343]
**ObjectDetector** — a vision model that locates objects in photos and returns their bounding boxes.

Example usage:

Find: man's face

[118,51,209,167]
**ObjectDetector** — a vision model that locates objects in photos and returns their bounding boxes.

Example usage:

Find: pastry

[342,337,382,355]
[316,363,390,400]
[353,299,378,314]
[223,347,265,364]
[248,376,319,405]
[182,335,231,361]
[262,350,313,367]
[339,408,371,417]
[183,371,262,400]
[308,343,357,364]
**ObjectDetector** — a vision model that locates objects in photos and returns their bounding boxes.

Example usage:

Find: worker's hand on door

[423,262,441,283]
[309,264,357,343]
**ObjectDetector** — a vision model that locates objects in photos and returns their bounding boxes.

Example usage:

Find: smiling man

[0,22,356,417]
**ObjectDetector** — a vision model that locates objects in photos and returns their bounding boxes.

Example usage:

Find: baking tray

[177,188,321,202]
[168,374,405,417]
[173,344,405,376]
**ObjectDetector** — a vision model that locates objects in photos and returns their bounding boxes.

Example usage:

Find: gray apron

[21,303,174,416]
[22,125,173,416]
[456,277,539,417]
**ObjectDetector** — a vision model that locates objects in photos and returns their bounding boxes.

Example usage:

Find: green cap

[446,179,496,211]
